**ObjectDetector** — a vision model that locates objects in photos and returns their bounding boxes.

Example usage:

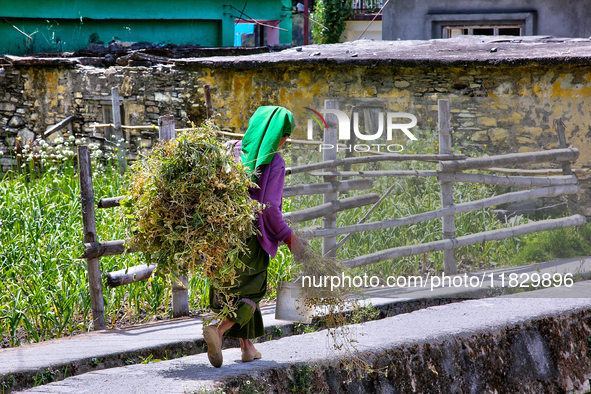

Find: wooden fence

[76,96,586,330]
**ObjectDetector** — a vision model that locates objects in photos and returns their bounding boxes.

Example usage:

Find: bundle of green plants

[121,125,259,318]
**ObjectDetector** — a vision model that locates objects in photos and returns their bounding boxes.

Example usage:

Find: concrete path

[3,256,591,392]
[17,282,591,394]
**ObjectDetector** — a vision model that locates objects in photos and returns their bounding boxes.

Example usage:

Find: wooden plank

[78,145,106,331]
[172,276,190,318]
[440,148,579,172]
[97,196,123,209]
[438,99,456,275]
[300,183,581,240]
[308,170,440,177]
[204,85,213,119]
[283,179,373,198]
[482,167,590,176]
[437,173,578,188]
[324,182,397,257]
[341,105,358,182]
[157,115,188,318]
[284,193,380,224]
[43,115,75,138]
[342,215,586,268]
[553,118,572,175]
[158,115,176,141]
[97,179,375,209]
[286,153,466,175]
[106,264,156,288]
[80,239,138,259]
[323,99,338,258]
[112,87,127,175]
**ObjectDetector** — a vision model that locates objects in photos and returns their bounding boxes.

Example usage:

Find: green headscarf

[241,106,294,179]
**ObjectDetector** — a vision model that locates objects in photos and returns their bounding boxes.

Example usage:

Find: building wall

[340,20,383,42]
[383,0,591,40]
[0,0,292,55]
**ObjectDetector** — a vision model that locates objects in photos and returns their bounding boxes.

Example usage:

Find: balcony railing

[351,0,383,12]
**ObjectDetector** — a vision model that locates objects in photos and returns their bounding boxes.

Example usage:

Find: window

[425,12,535,39]
[443,25,521,38]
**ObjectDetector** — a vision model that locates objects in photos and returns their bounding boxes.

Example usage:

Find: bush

[310,0,352,44]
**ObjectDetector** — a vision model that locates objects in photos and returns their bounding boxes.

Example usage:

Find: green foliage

[310,0,352,44]
[512,224,591,266]
[121,124,259,320]
[0,375,15,393]
[288,363,313,394]
[33,368,56,386]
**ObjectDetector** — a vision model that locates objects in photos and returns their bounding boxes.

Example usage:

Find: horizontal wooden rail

[44,115,75,138]
[440,148,579,172]
[97,197,123,209]
[437,173,578,188]
[342,214,587,268]
[286,154,466,175]
[98,180,375,208]
[482,167,590,176]
[80,240,137,259]
[309,170,440,178]
[301,185,581,239]
[284,193,380,223]
[90,123,158,130]
[106,264,156,288]
[283,179,373,197]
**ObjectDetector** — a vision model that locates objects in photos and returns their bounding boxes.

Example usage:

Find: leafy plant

[288,363,313,394]
[310,0,352,44]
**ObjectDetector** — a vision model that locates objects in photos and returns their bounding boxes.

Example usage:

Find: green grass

[511,225,591,266]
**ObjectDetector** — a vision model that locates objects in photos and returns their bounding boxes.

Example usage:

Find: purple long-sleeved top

[232,141,292,257]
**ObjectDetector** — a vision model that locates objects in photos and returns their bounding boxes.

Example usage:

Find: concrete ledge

[17,284,591,394]
[4,257,591,392]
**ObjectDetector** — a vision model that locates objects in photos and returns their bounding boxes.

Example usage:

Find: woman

[203,106,306,368]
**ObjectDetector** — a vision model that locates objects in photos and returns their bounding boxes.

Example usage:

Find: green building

[1,0,292,55]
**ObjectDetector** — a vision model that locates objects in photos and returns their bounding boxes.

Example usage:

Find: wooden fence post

[322,100,339,258]
[553,118,572,175]
[204,85,213,119]
[111,87,127,175]
[78,145,107,330]
[158,115,189,318]
[438,99,457,275]
[341,105,357,184]
[554,117,578,213]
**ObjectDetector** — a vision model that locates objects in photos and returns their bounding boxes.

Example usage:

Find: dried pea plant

[121,124,259,319]
[292,235,386,381]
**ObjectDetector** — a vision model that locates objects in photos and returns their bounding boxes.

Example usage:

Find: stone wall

[1,47,591,177]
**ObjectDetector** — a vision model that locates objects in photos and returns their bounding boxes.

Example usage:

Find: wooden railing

[77,97,586,331]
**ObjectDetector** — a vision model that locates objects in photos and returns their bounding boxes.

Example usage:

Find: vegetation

[1,124,589,348]
[121,124,259,321]
[310,0,352,44]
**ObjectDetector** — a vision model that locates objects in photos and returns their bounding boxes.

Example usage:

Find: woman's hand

[284,234,308,260]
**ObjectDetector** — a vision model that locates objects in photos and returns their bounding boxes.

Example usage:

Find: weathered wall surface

[1,41,591,194]
[219,304,591,394]
[2,60,591,163]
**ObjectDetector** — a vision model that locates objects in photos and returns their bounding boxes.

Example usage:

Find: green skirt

[209,236,269,339]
